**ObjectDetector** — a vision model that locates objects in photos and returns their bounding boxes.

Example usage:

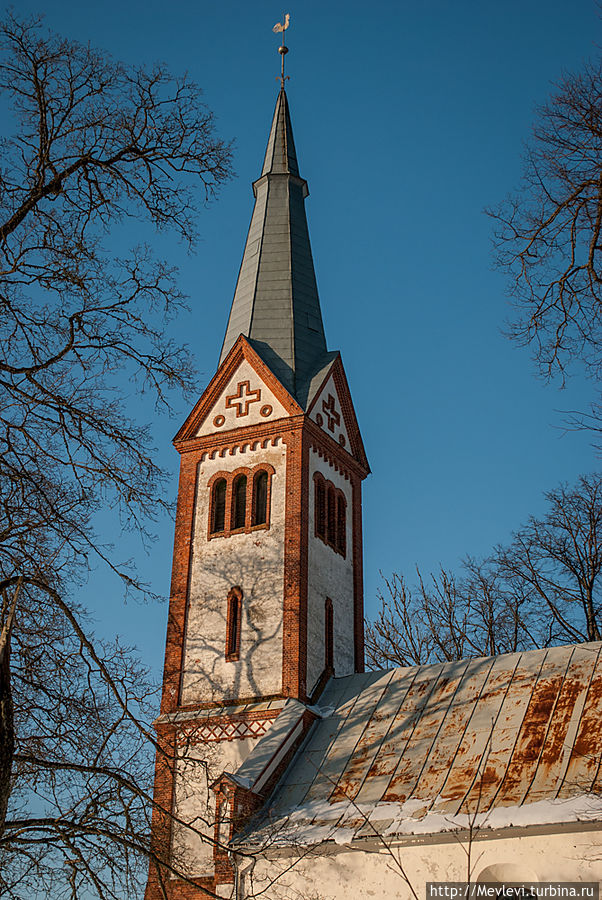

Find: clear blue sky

[10,0,601,674]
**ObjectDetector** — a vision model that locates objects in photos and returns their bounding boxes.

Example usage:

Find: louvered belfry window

[337,494,346,556]
[232,475,247,530]
[315,477,326,539]
[211,478,227,533]
[314,472,347,558]
[327,485,336,546]
[208,466,274,539]
[253,470,268,526]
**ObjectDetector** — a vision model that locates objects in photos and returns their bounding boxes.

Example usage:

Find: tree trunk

[0,633,13,839]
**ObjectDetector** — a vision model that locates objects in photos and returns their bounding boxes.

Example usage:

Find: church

[144,60,602,900]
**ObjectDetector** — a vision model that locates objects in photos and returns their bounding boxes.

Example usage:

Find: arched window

[327,485,336,547]
[253,470,268,526]
[336,494,346,557]
[211,478,227,533]
[315,476,326,539]
[208,465,274,539]
[232,475,247,531]
[225,587,243,661]
[325,597,334,673]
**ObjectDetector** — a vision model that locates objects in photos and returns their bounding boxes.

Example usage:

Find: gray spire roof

[219,89,328,400]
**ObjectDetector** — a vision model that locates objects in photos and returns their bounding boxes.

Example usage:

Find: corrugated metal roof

[219,89,328,402]
[235,643,602,848]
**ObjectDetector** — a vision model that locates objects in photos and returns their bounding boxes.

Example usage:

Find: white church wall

[306,449,355,695]
[173,736,257,876]
[244,827,602,899]
[181,440,287,704]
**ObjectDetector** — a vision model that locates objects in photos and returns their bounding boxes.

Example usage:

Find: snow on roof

[234,642,602,849]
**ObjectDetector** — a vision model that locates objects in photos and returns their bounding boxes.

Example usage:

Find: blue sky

[10,0,601,673]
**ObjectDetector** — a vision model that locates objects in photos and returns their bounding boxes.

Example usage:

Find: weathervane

[273,13,290,88]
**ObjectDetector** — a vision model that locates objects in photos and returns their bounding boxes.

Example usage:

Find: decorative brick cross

[322,393,340,432]
[225,380,262,417]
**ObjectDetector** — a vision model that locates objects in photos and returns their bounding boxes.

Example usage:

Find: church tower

[146,81,369,899]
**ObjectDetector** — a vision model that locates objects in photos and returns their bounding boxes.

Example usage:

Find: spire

[219,88,328,400]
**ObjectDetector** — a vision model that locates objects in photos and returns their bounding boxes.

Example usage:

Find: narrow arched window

[327,485,336,546]
[226,587,243,661]
[315,477,326,539]
[253,470,268,526]
[211,478,227,533]
[232,475,247,531]
[325,598,334,673]
[337,493,346,557]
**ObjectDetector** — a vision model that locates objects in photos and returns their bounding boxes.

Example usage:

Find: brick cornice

[305,417,369,480]
[175,414,305,455]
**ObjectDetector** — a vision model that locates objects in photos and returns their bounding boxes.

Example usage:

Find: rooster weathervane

[273,13,290,88]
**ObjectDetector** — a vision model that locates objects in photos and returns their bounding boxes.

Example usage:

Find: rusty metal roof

[235,643,602,848]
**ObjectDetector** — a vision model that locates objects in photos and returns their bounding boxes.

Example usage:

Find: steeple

[219,88,328,400]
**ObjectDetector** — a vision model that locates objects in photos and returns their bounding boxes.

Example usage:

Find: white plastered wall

[243,828,602,900]
[306,449,355,695]
[173,736,257,876]
[181,439,287,704]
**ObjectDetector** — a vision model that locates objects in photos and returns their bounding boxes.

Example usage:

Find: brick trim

[177,416,304,456]
[352,472,365,673]
[330,356,370,471]
[281,426,309,701]
[161,452,203,715]
[306,419,368,480]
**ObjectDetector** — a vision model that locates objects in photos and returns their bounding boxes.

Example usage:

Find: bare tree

[495,474,602,643]
[0,10,233,896]
[488,58,602,432]
[367,473,602,670]
[365,564,537,670]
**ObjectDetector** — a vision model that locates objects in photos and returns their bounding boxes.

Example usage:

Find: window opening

[315,477,326,539]
[232,475,247,530]
[327,485,336,546]
[226,587,243,661]
[253,471,268,526]
[337,494,346,556]
[211,478,227,533]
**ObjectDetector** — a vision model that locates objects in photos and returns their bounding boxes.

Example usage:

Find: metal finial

[272,13,290,89]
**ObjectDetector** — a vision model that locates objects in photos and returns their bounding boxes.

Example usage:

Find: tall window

[208,465,274,539]
[327,485,336,546]
[337,494,346,556]
[225,587,243,661]
[253,470,268,526]
[325,597,334,673]
[315,476,326,539]
[314,473,347,558]
[211,478,227,533]
[232,475,247,530]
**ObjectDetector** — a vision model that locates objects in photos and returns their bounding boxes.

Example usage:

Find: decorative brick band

[177,716,273,746]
